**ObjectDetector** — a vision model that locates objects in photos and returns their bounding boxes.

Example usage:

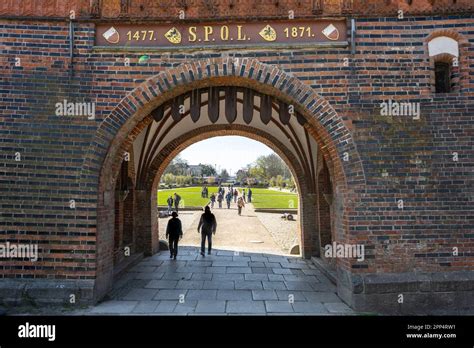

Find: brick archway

[84,58,364,191]
[84,58,365,302]
[139,124,312,263]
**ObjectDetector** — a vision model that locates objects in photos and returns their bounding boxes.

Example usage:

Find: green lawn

[249,188,298,209]
[158,186,298,209]
[157,186,218,208]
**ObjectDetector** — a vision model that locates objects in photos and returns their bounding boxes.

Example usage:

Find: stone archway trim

[134,92,317,192]
[83,58,365,196]
[83,58,366,301]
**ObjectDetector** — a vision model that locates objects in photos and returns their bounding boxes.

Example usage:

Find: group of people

[166,192,182,214]
[241,187,253,203]
[209,186,231,209]
[165,185,254,259]
[208,185,251,215]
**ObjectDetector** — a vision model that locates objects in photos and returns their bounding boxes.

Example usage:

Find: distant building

[204,176,217,184]
[187,165,202,176]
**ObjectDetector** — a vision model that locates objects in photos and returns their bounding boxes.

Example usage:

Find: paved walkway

[84,201,353,315]
[178,203,284,253]
[87,247,352,315]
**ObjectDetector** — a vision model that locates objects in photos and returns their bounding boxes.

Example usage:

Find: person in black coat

[166,211,183,260]
[173,193,182,213]
[197,206,217,256]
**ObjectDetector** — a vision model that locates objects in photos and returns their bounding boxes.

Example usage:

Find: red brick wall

[0,4,473,294]
[318,157,332,248]
[113,156,135,265]
[1,0,472,19]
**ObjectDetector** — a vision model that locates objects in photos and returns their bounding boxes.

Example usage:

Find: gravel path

[178,202,285,255]
[255,211,299,254]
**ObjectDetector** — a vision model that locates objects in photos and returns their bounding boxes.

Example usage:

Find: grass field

[157,186,218,208]
[157,186,298,209]
[249,188,298,209]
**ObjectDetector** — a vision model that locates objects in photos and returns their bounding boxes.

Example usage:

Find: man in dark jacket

[173,193,182,213]
[197,206,217,256]
[166,212,183,260]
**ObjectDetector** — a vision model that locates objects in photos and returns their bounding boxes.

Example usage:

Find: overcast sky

[179,136,274,175]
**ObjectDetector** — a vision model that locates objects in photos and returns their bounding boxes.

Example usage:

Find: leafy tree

[163,173,175,186]
[235,168,249,183]
[269,176,276,187]
[249,165,265,181]
[219,169,230,182]
[276,175,284,188]
[199,163,217,176]
[255,153,290,179]
[163,155,189,176]
[286,176,297,191]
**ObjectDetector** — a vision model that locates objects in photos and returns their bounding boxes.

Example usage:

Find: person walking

[210,193,216,208]
[166,212,183,260]
[237,196,245,216]
[167,195,174,215]
[174,193,181,213]
[197,206,217,256]
[225,191,232,209]
[247,188,252,203]
[217,192,223,208]
[242,189,246,203]
[234,189,238,203]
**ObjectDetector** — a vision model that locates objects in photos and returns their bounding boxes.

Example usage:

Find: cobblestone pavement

[80,201,354,315]
[83,246,353,315]
[254,211,299,253]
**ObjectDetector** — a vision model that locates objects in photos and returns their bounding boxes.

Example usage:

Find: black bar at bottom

[0,315,472,346]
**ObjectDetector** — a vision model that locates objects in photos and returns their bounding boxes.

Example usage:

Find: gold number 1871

[284,26,311,38]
